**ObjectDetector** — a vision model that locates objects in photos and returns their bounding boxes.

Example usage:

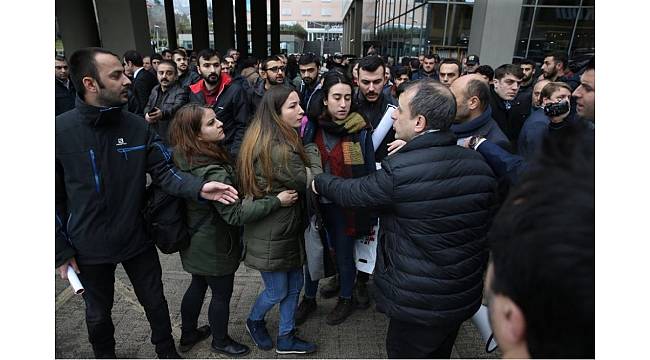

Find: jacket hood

[75,95,124,127]
[451,105,493,135]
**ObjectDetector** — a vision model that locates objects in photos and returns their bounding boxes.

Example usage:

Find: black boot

[326,297,355,325]
[211,335,251,357]
[295,296,317,325]
[179,325,211,352]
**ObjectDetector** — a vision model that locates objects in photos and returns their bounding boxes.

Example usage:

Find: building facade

[344,0,594,66]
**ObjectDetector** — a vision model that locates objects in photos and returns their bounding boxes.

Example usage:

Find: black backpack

[143,184,212,254]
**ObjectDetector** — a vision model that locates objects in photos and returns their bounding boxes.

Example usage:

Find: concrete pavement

[55,251,501,359]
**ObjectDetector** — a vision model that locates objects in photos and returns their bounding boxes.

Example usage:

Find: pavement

[55,251,501,359]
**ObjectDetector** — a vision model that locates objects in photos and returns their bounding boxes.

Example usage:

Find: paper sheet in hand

[371,105,397,151]
[67,265,84,295]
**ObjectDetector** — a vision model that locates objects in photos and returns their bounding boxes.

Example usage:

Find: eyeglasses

[265,66,286,73]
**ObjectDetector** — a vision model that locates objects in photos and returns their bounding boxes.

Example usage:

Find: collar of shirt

[133,67,143,79]
[57,78,70,89]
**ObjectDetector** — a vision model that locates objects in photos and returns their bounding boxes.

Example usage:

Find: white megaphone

[471,305,498,353]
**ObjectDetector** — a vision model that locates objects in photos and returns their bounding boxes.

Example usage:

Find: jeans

[77,246,175,356]
[304,204,356,299]
[180,273,234,341]
[249,268,303,336]
[385,318,460,359]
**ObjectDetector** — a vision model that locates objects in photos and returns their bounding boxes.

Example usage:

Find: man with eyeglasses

[55,55,76,115]
[251,55,292,114]
[489,64,531,150]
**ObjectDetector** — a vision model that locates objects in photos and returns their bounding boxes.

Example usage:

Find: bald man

[450,75,510,151]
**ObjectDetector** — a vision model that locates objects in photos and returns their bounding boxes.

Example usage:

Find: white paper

[471,305,498,352]
[67,265,84,295]
[371,105,397,151]
[354,221,380,274]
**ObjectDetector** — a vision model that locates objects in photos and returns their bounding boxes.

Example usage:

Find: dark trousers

[180,273,234,342]
[77,246,174,356]
[386,318,460,359]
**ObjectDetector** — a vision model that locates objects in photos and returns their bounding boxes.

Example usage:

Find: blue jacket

[451,106,511,152]
[518,109,549,159]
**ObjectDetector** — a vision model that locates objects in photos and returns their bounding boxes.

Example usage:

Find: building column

[55,0,101,55]
[189,0,209,51]
[234,0,248,55]
[213,0,235,52]
[353,0,363,56]
[468,0,523,67]
[94,0,152,57]
[270,0,280,55]
[250,0,268,58]
[165,0,177,50]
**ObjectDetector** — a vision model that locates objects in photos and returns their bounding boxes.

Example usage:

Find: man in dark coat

[174,49,201,89]
[123,50,157,116]
[450,74,511,151]
[56,47,239,359]
[55,55,76,116]
[143,60,189,145]
[188,48,250,157]
[312,79,497,358]
[489,64,531,151]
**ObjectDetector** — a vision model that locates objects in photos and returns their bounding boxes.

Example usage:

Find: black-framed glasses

[265,66,286,73]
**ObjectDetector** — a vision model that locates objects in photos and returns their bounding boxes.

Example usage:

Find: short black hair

[489,129,594,358]
[172,49,187,58]
[69,47,119,96]
[358,55,385,74]
[151,53,163,61]
[161,49,172,57]
[476,65,494,82]
[394,66,410,79]
[409,59,420,69]
[546,51,569,70]
[55,55,67,63]
[400,56,411,67]
[464,79,490,111]
[298,53,320,68]
[402,79,456,131]
[196,48,221,64]
[241,55,258,69]
[424,53,437,61]
[123,50,143,67]
[520,58,535,67]
[261,55,283,70]
[156,59,177,72]
[494,64,524,80]
[439,58,461,73]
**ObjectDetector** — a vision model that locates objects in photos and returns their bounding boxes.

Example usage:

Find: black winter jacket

[55,79,76,116]
[353,90,397,162]
[489,86,531,151]
[188,75,250,157]
[55,97,205,267]
[143,82,190,144]
[128,68,158,115]
[314,130,497,326]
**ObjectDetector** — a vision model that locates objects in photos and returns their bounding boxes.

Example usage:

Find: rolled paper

[371,105,398,151]
[472,304,498,352]
[67,265,84,295]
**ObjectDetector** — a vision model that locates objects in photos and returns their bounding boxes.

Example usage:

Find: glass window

[582,0,595,6]
[570,6,594,57]
[527,7,579,62]
[423,3,447,51]
[536,0,581,5]
[282,8,292,16]
[301,8,311,16]
[514,6,535,58]
[445,3,472,47]
[321,8,332,16]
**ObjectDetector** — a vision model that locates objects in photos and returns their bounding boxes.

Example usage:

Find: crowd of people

[55,45,594,359]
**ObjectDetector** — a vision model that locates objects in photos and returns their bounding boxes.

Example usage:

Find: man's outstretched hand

[200,181,239,204]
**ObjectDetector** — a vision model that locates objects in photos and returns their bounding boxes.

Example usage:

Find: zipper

[116,144,146,160]
[89,149,100,193]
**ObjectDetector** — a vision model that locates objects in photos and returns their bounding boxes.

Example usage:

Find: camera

[543,100,570,117]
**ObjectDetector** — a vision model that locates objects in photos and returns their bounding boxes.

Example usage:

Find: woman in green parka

[237,86,322,354]
[168,104,299,357]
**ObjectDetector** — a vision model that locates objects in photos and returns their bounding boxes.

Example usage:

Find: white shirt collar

[133,67,143,79]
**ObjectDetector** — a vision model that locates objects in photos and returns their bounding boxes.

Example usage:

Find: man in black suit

[123,50,157,115]
[55,55,76,116]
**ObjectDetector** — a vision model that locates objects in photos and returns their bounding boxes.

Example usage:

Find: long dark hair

[237,85,309,197]
[319,71,354,122]
[169,103,231,167]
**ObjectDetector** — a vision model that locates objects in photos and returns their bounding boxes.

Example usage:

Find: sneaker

[211,335,251,357]
[319,275,340,299]
[276,330,317,354]
[353,281,370,309]
[246,318,273,351]
[179,325,211,352]
[295,296,317,325]
[326,297,355,325]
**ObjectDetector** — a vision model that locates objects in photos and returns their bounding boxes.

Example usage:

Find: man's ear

[82,76,98,94]
[468,96,480,111]
[414,115,427,133]
[491,294,527,351]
